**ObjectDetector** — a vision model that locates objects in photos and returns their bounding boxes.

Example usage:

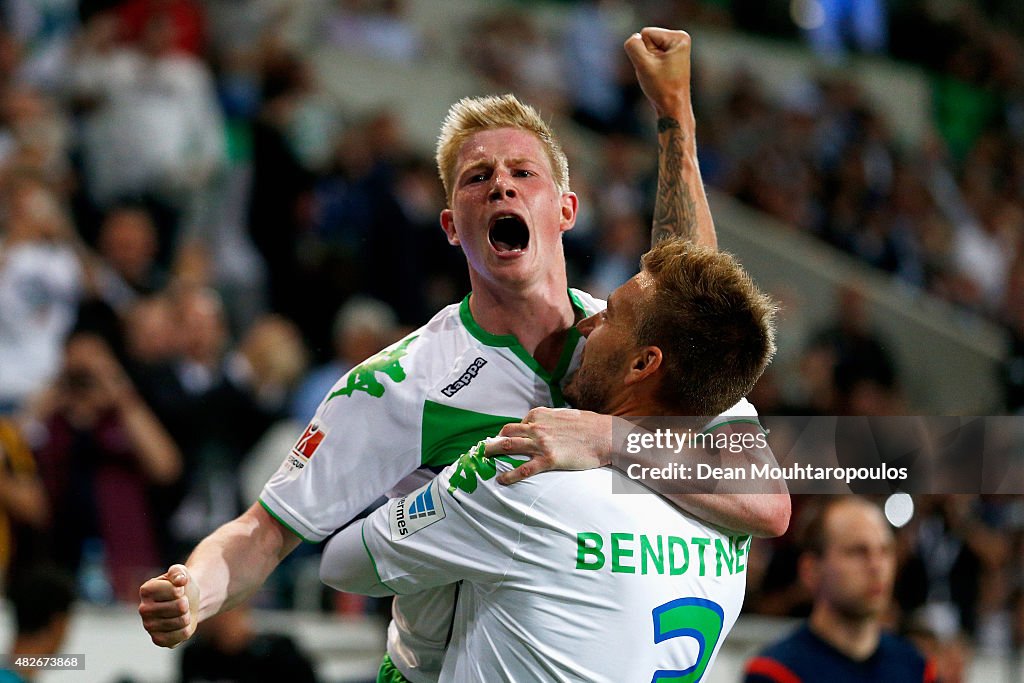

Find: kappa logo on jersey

[390,479,446,540]
[441,357,487,397]
[328,336,418,400]
[291,421,326,462]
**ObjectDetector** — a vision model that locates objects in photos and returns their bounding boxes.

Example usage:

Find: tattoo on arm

[652,116,698,246]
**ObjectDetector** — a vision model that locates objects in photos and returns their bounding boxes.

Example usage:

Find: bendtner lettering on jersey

[441,358,488,397]
[576,532,750,577]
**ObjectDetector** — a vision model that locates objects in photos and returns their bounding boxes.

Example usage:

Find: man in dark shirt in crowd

[179,601,317,683]
[744,496,936,683]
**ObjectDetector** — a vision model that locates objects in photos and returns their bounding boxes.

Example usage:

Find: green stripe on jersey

[258,499,315,544]
[421,400,519,468]
[362,521,401,595]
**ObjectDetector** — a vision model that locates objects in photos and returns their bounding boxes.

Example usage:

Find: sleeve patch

[389,478,446,541]
[291,420,327,461]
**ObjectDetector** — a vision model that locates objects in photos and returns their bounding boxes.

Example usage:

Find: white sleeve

[259,334,428,541]
[357,456,529,595]
[319,523,395,597]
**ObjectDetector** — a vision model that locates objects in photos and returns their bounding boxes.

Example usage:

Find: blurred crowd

[0,0,1022,674]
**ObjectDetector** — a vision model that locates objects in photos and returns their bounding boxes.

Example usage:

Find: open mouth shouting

[488,213,530,257]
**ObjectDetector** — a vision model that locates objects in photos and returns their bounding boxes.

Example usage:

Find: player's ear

[559,192,578,233]
[624,346,662,385]
[440,209,460,246]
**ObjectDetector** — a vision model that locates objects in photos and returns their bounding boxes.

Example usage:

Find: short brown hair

[637,239,776,416]
[435,94,570,205]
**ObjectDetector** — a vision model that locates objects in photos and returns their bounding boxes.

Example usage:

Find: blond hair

[435,94,569,205]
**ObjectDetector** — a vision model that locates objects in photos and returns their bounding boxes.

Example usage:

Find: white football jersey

[261,289,757,681]
[338,446,750,683]
[260,290,603,541]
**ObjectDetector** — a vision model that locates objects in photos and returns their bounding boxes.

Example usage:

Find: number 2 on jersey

[651,597,725,683]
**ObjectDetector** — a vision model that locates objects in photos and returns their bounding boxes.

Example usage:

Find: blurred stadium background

[1,0,1023,680]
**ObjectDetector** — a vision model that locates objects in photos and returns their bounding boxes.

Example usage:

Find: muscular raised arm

[625,28,717,249]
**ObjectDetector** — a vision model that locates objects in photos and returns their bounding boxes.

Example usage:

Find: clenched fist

[138,564,200,648]
[624,27,694,120]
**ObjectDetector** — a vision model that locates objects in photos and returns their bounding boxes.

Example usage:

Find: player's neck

[809,605,882,662]
[608,381,679,419]
[467,276,577,360]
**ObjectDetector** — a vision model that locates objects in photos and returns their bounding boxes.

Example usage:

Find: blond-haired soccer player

[139,29,788,673]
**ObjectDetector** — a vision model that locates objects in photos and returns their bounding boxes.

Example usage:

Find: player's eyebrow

[462,156,538,172]
[458,160,492,177]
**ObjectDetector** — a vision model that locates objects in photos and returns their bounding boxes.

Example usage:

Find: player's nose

[488,172,517,201]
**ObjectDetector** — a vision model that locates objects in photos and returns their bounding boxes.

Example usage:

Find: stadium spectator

[584,210,647,299]
[0,418,48,586]
[3,565,76,682]
[306,111,428,333]
[744,497,935,683]
[116,0,207,57]
[0,0,80,94]
[322,0,424,65]
[800,0,889,62]
[235,313,310,415]
[119,293,180,373]
[807,287,901,416]
[561,0,627,134]
[90,204,167,311]
[146,287,281,559]
[0,85,72,185]
[69,9,225,263]
[245,49,315,322]
[179,601,317,683]
[0,172,83,413]
[27,331,181,601]
[896,496,1010,641]
[464,8,565,114]
[290,296,401,423]
[903,608,974,683]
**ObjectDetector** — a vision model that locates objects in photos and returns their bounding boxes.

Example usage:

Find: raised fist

[623,27,693,120]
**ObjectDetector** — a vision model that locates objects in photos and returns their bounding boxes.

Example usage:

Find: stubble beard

[564,357,616,413]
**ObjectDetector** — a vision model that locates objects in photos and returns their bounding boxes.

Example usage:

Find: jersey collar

[458,290,588,403]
